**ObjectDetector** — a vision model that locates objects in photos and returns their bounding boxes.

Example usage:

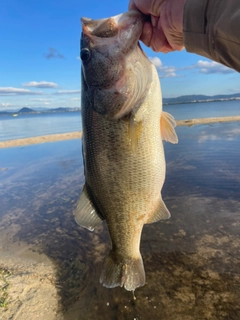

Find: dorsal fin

[74,185,103,231]
[161,111,178,144]
[146,197,171,224]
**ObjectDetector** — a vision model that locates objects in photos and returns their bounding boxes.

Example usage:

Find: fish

[75,10,178,292]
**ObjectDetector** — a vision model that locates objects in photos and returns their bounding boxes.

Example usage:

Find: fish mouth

[81,10,145,39]
[80,10,149,119]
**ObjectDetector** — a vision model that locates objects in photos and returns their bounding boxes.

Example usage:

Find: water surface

[0,111,81,142]
[0,119,239,319]
[0,100,240,142]
[165,99,240,120]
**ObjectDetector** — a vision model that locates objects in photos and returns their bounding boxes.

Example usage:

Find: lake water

[0,100,240,142]
[165,99,240,120]
[0,111,82,142]
[0,101,240,319]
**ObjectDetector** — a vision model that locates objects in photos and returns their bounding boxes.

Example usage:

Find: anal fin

[161,111,178,144]
[74,184,103,231]
[147,197,171,224]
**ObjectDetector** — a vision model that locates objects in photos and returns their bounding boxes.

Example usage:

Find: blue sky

[1,0,240,111]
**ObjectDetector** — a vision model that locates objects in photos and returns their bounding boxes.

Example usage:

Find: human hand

[128,0,186,52]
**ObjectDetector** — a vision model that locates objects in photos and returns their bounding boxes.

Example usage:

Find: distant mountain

[0,111,11,116]
[0,92,240,116]
[48,107,80,112]
[0,107,81,116]
[18,107,37,114]
[163,93,240,105]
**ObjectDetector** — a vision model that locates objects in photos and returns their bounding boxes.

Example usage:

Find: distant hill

[0,111,11,116]
[0,93,240,116]
[48,107,78,112]
[0,107,81,116]
[163,93,240,105]
[18,107,37,114]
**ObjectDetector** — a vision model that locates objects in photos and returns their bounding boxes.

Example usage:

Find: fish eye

[80,48,91,62]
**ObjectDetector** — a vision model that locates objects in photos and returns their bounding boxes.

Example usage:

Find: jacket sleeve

[183,0,240,72]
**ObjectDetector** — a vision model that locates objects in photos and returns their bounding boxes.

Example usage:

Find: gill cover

[80,11,151,119]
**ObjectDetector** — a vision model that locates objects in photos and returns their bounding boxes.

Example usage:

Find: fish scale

[76,10,178,292]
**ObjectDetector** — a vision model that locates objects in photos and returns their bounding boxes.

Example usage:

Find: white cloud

[195,60,234,74]
[29,98,52,102]
[54,90,81,95]
[149,57,162,68]
[159,66,177,78]
[71,97,80,101]
[0,87,42,96]
[198,127,240,143]
[1,103,11,107]
[198,133,235,143]
[149,56,177,78]
[224,127,240,136]
[198,133,219,143]
[23,81,58,88]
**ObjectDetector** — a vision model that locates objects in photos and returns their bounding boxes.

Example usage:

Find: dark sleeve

[183,0,240,72]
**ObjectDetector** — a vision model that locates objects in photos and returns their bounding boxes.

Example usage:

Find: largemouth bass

[76,10,178,292]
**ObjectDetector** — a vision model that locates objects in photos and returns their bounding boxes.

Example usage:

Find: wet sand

[177,115,240,126]
[0,233,62,320]
[0,122,240,319]
[0,132,82,148]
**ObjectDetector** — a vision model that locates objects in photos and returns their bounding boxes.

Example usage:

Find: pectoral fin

[147,197,171,224]
[128,114,143,154]
[161,111,178,144]
[74,185,103,231]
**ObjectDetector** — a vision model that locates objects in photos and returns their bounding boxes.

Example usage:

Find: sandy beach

[0,231,62,320]
[0,132,82,149]
[176,115,240,126]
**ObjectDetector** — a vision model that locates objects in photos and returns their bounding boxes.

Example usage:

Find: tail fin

[100,251,145,291]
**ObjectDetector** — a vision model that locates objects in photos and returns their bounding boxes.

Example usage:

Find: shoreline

[0,116,240,148]
[176,115,240,126]
[0,131,82,148]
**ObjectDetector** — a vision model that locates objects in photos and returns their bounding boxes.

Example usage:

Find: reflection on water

[0,122,240,319]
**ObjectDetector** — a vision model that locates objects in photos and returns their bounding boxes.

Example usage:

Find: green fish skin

[76,10,178,292]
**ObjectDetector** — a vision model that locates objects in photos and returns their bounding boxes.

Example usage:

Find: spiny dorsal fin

[74,185,103,231]
[146,197,171,224]
[161,111,178,144]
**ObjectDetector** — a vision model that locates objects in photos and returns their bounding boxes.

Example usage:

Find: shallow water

[0,121,240,319]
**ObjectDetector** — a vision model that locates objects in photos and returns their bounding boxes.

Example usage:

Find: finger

[140,22,153,47]
[128,0,136,10]
[150,25,173,52]
[128,0,148,13]
[150,0,165,16]
[151,15,158,27]
[169,38,185,51]
[159,1,184,51]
